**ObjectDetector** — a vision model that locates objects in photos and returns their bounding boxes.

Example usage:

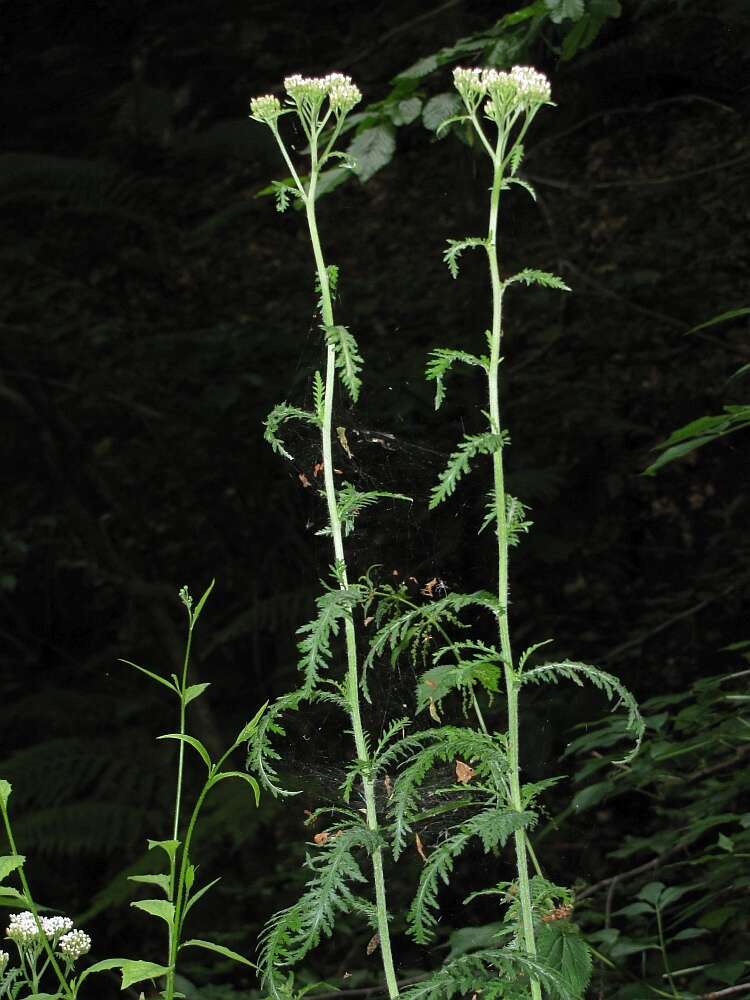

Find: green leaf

[422,93,462,134]
[536,923,592,999]
[183,682,210,705]
[0,888,32,905]
[430,432,509,509]
[0,854,24,882]
[395,54,439,81]
[131,898,175,925]
[147,839,180,863]
[312,370,325,423]
[685,305,750,335]
[503,176,537,201]
[128,873,171,896]
[208,770,261,807]
[180,938,257,970]
[321,482,412,536]
[158,733,212,770]
[504,268,571,291]
[232,701,269,748]
[322,324,363,403]
[348,124,395,183]
[425,347,488,409]
[391,98,422,125]
[264,402,319,461]
[183,876,221,917]
[80,958,172,990]
[523,660,643,762]
[643,406,750,475]
[119,659,178,694]
[545,0,585,23]
[0,780,11,809]
[191,578,215,626]
[443,237,487,279]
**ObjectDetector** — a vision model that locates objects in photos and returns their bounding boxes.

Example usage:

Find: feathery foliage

[430,432,510,509]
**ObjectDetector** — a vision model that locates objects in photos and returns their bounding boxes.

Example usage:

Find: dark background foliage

[1,1,748,997]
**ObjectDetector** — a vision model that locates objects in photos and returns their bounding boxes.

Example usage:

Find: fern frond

[400,947,571,1000]
[430,432,509,509]
[322,324,363,403]
[407,806,533,944]
[504,269,571,292]
[258,823,380,991]
[264,402,319,461]
[318,482,412,537]
[443,237,488,279]
[520,660,644,762]
[425,348,488,409]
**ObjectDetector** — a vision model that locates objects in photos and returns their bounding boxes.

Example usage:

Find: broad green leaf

[118,659,178,694]
[537,923,592,999]
[183,682,210,705]
[0,888,32,905]
[545,0,585,23]
[147,839,180,862]
[422,93,462,133]
[79,958,171,989]
[158,733,212,770]
[128,873,171,896]
[391,98,422,125]
[0,854,24,882]
[131,898,175,925]
[348,124,395,183]
[637,881,665,905]
[180,938,257,970]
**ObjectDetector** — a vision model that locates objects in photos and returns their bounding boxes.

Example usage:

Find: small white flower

[6,911,42,946]
[41,915,74,939]
[509,64,551,105]
[249,94,283,125]
[57,929,91,962]
[0,949,9,971]
[453,66,485,99]
[454,63,551,118]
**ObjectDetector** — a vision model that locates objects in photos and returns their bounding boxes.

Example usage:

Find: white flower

[6,911,41,946]
[249,94,283,125]
[509,64,551,105]
[454,63,551,117]
[283,73,361,114]
[0,949,9,971]
[57,929,91,962]
[41,915,74,939]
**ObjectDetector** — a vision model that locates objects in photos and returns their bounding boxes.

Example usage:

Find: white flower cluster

[249,94,282,125]
[453,64,551,113]
[57,929,92,961]
[284,72,361,114]
[5,912,90,962]
[0,949,9,971]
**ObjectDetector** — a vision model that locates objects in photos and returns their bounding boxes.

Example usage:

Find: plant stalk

[305,164,400,1000]
[485,133,541,1000]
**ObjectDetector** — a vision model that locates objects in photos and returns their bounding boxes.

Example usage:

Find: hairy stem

[305,161,400,1000]
[485,133,541,1000]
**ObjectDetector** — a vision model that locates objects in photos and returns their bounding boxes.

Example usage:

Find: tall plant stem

[485,137,542,1000]
[304,165,400,1000]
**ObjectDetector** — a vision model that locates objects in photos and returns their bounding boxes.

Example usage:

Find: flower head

[57,929,91,962]
[41,915,73,939]
[0,950,9,972]
[284,73,361,115]
[6,911,41,946]
[453,63,551,120]
[249,94,283,126]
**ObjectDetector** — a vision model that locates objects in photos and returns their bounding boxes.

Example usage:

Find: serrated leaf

[443,237,487,279]
[536,923,592,999]
[430,432,508,509]
[504,176,537,201]
[128,873,171,896]
[131,898,175,925]
[391,97,422,125]
[0,854,24,882]
[322,324,363,403]
[505,269,571,291]
[180,938,257,969]
[348,124,395,183]
[422,93,462,133]
[312,370,325,423]
[264,402,319,461]
[425,347,488,409]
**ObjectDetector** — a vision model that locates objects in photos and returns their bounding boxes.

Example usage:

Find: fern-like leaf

[264,402,319,461]
[296,585,363,696]
[312,370,325,424]
[407,806,533,943]
[400,947,572,1000]
[520,660,644,762]
[504,269,571,292]
[507,142,525,175]
[322,324,363,403]
[430,432,509,509]
[443,237,488,279]
[258,823,380,994]
[503,176,537,201]
[425,348,488,409]
[318,482,412,537]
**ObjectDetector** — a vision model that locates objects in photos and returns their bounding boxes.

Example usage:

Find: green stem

[304,154,399,1000]
[0,805,75,1000]
[485,132,541,1000]
[655,905,679,998]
